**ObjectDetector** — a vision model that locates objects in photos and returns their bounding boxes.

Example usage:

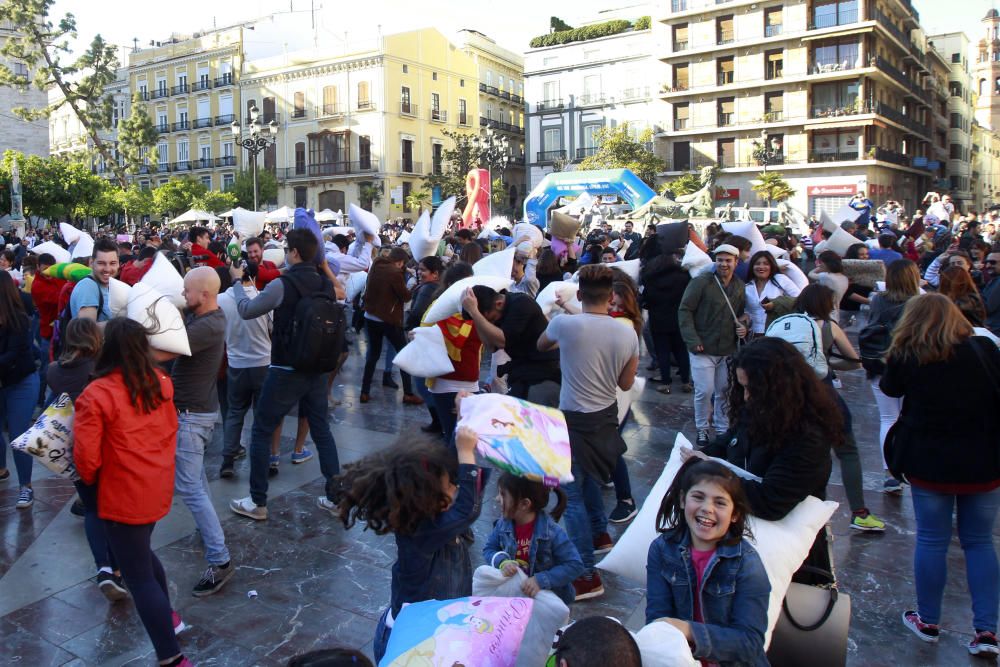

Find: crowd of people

[0,189,999,665]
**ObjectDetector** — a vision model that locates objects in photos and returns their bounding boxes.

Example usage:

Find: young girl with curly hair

[336,420,487,662]
[646,459,771,666]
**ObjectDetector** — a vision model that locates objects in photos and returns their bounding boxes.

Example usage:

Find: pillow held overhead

[681,241,713,277]
[59,222,82,245]
[722,220,767,255]
[139,252,186,309]
[512,222,544,249]
[126,283,191,356]
[29,241,71,264]
[549,211,582,241]
[473,245,516,279]
[349,203,380,237]
[824,226,862,257]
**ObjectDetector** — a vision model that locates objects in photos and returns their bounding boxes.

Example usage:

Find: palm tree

[751,172,795,207]
[405,188,432,213]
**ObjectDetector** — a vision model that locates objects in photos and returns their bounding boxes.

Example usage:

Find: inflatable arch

[523,168,657,227]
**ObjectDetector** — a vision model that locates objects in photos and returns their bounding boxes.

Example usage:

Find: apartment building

[974,8,1000,132]
[657,0,943,218]
[524,10,664,190]
[1,19,49,157]
[972,122,1000,210]
[48,68,130,177]
[456,29,526,210]
[242,28,526,220]
[129,27,243,192]
[930,32,974,208]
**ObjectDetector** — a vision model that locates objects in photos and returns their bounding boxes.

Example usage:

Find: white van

[714,207,782,224]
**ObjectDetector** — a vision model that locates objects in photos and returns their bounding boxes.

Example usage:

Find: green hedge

[634,16,651,30]
[530,19,633,48]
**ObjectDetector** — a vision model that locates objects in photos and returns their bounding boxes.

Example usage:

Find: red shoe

[359,393,370,404]
[573,572,605,601]
[402,393,424,406]
[593,532,614,555]
[172,610,188,635]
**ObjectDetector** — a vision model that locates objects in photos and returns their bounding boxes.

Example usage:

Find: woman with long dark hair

[690,337,843,577]
[0,270,40,508]
[73,319,190,666]
[744,250,800,335]
[881,294,1000,656]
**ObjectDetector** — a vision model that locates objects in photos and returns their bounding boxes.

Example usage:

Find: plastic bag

[472,565,569,667]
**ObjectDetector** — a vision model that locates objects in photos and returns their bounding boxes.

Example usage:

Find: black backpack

[278,272,346,373]
[50,275,103,360]
[858,301,905,375]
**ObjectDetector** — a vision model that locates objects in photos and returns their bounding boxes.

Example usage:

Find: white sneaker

[229,497,268,521]
[316,496,338,517]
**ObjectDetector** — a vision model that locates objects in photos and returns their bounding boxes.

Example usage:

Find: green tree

[192,190,237,214]
[230,168,279,210]
[0,0,126,187]
[405,188,432,214]
[424,129,479,200]
[751,172,796,207]
[116,184,154,219]
[152,177,208,218]
[1,150,104,220]
[118,93,160,177]
[359,180,384,211]
[550,16,573,32]
[663,173,700,197]
[77,177,119,219]
[577,123,664,187]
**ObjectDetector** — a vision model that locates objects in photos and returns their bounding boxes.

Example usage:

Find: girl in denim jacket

[645,459,771,667]
[336,425,487,663]
[483,473,584,605]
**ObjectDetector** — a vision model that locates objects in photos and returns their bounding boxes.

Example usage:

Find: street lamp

[472,127,511,206]
[231,105,279,211]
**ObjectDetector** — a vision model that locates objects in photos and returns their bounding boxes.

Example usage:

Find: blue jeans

[412,376,437,424]
[175,411,230,566]
[222,366,268,461]
[911,485,1000,631]
[249,368,340,507]
[689,352,730,432]
[103,521,180,661]
[612,455,632,501]
[581,470,610,536]
[36,337,50,405]
[562,461,597,573]
[430,391,459,448]
[74,480,116,571]
[0,372,40,486]
[373,607,392,664]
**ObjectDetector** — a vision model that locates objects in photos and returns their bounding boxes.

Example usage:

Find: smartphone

[760,297,771,305]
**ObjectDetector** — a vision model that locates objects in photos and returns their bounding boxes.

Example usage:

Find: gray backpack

[766,314,829,378]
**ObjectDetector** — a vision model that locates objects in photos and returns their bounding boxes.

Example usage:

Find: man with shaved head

[171,266,236,596]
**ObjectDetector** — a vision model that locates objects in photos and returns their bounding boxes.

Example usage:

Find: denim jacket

[645,529,771,667]
[389,464,488,617]
[482,511,584,605]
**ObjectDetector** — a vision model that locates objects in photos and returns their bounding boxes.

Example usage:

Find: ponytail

[550,487,568,522]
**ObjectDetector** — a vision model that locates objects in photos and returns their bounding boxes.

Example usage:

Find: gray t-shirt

[545,312,639,413]
[172,308,226,413]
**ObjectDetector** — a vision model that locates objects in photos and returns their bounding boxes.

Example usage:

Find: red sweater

[31,272,67,339]
[119,259,153,285]
[190,242,225,268]
[255,259,280,290]
[73,369,178,524]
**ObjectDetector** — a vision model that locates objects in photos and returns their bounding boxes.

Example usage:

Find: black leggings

[103,521,180,661]
[362,319,412,394]
[651,322,691,385]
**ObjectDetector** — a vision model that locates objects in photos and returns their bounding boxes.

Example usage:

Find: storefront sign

[807,184,855,196]
[715,188,740,200]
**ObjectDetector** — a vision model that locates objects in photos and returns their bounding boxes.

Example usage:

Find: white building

[1,19,49,157]
[930,32,974,208]
[524,8,664,190]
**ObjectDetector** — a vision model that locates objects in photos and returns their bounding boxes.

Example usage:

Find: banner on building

[807,184,855,196]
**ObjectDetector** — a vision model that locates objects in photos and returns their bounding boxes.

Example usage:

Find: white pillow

[349,203,380,236]
[681,241,713,277]
[597,434,838,649]
[535,280,581,318]
[59,222,82,245]
[777,259,809,290]
[126,283,191,356]
[824,226,861,257]
[70,232,94,260]
[396,230,411,244]
[925,201,949,225]
[233,208,266,238]
[513,222,544,249]
[392,325,454,378]
[607,258,640,282]
[423,275,513,324]
[824,204,862,232]
[473,246,516,279]
[634,621,698,667]
[345,270,367,302]
[764,244,790,261]
[410,196,455,262]
[722,221,767,255]
[616,376,645,425]
[139,252,185,309]
[30,241,71,264]
[262,247,285,266]
[108,277,130,317]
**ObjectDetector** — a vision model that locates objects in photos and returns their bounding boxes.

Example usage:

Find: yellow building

[241,27,524,220]
[128,27,243,192]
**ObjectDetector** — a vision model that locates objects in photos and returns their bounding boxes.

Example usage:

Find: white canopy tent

[264,206,295,223]
[168,209,221,225]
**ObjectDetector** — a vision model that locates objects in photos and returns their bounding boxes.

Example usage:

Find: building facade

[524,13,662,191]
[456,29,526,211]
[241,28,526,220]
[930,32,974,208]
[657,0,943,218]
[974,9,1000,132]
[1,19,49,157]
[128,27,244,192]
